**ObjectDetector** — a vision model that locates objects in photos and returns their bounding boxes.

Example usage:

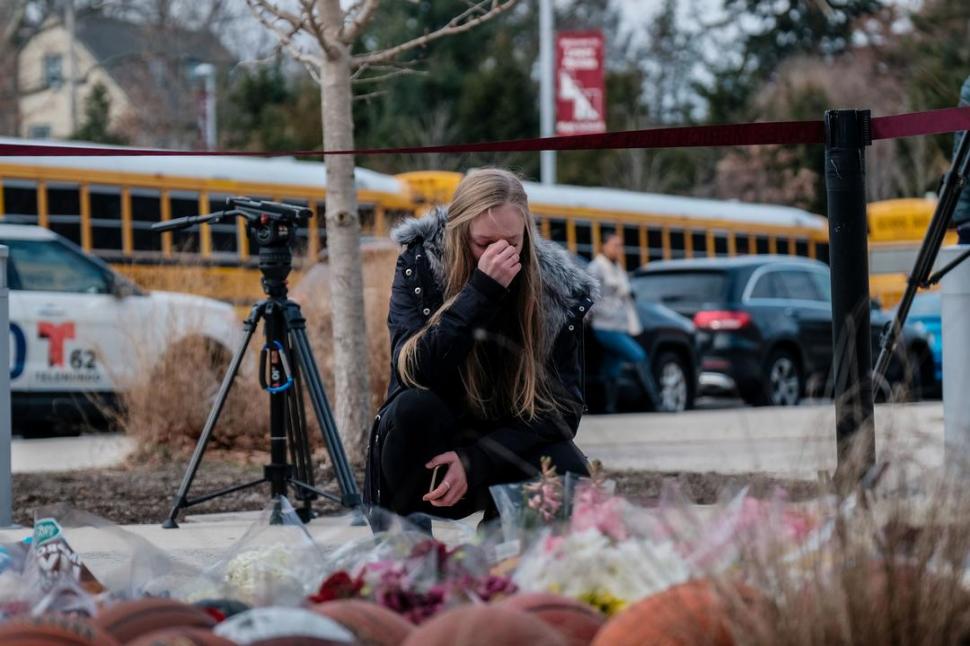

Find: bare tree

[245,0,519,460]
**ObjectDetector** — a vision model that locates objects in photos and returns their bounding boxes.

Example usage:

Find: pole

[0,246,11,527]
[941,243,970,476]
[65,0,78,134]
[824,109,875,482]
[539,0,556,185]
[194,63,217,150]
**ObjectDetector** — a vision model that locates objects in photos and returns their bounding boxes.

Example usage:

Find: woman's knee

[384,388,450,433]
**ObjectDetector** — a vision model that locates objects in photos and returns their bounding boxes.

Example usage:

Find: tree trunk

[319,4,371,462]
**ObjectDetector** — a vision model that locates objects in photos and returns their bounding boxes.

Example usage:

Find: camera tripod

[153,197,362,528]
[874,131,970,389]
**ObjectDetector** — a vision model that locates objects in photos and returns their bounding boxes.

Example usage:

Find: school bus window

[208,193,239,255]
[755,235,770,255]
[691,232,708,258]
[89,187,123,254]
[735,234,751,255]
[359,204,376,237]
[574,220,592,261]
[170,193,201,253]
[647,228,664,262]
[622,225,639,269]
[385,209,410,232]
[2,180,38,224]
[547,218,567,244]
[777,237,792,255]
[669,230,686,259]
[315,201,327,251]
[47,183,81,246]
[714,233,729,256]
[131,191,162,252]
[796,240,809,257]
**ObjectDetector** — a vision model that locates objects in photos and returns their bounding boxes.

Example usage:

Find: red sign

[555,31,607,136]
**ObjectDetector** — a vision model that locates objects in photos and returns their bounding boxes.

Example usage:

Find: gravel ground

[12,461,822,526]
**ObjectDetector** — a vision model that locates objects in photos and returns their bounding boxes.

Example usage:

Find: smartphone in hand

[429,465,443,493]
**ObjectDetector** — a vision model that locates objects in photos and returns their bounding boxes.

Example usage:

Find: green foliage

[71,82,127,145]
[222,63,321,153]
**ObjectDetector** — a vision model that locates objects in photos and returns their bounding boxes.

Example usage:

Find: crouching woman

[364,169,597,519]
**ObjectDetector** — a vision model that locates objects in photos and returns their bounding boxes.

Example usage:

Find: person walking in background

[587,233,661,413]
[953,75,970,245]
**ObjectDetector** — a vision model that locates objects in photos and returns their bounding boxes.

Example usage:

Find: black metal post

[825,109,875,481]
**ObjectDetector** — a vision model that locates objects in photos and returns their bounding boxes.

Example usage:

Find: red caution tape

[0,107,968,158]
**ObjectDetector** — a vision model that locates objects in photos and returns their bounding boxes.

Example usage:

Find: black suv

[630,256,935,406]
[584,300,699,413]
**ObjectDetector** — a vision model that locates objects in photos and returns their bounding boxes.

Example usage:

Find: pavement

[0,400,947,580]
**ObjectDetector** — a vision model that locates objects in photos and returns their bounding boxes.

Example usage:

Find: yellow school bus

[0,138,415,306]
[398,171,830,268]
[868,197,953,308]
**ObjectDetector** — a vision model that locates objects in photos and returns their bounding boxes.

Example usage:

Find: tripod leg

[162,306,262,528]
[283,303,363,513]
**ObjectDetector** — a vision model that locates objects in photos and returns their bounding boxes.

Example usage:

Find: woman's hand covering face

[477,239,522,288]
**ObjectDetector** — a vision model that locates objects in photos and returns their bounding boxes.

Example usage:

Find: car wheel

[653,351,691,412]
[765,349,802,407]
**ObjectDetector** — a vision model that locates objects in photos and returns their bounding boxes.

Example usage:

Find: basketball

[499,592,606,646]
[591,580,739,646]
[312,599,414,646]
[0,613,121,646]
[126,628,236,646]
[402,605,567,646]
[248,639,350,646]
[94,598,217,644]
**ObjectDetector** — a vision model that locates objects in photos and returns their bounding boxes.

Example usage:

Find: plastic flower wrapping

[509,466,693,615]
[309,512,517,623]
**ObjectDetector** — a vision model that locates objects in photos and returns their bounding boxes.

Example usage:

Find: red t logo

[38,322,75,367]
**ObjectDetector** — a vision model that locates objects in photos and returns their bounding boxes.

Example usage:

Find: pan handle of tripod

[150,210,232,233]
[259,340,295,394]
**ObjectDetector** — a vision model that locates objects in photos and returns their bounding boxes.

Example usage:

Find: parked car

[584,299,699,414]
[630,256,936,406]
[3,224,239,434]
[898,292,942,394]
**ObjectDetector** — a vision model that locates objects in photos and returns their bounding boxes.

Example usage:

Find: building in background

[17,13,232,147]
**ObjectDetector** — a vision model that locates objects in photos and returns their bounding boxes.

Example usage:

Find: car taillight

[692,310,751,331]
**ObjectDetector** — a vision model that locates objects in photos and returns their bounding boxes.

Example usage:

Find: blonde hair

[398,168,558,420]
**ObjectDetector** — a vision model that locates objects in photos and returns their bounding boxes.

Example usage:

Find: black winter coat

[364,208,597,504]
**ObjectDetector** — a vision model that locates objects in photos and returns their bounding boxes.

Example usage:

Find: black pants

[376,389,589,520]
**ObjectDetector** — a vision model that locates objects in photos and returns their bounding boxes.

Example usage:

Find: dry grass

[98,243,399,464]
[691,436,970,646]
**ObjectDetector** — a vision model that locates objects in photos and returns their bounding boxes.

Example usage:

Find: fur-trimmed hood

[391,207,598,340]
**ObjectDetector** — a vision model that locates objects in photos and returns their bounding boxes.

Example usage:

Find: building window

[27,124,52,139]
[43,54,63,88]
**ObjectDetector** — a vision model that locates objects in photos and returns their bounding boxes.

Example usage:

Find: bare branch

[352,67,423,85]
[353,89,389,103]
[341,0,380,43]
[245,0,324,68]
[247,0,304,33]
[352,0,519,67]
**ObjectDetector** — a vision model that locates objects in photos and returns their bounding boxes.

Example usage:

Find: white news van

[3,224,239,434]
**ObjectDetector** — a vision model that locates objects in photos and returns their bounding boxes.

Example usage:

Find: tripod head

[152,197,312,298]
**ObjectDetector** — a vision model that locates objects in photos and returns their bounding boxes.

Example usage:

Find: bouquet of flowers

[511,466,691,615]
[311,537,516,624]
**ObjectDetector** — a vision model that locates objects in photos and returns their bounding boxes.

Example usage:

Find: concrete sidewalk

[12,433,135,473]
[576,401,943,480]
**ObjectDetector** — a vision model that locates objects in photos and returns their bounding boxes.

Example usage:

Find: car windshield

[632,271,728,311]
[2,238,111,293]
[908,292,941,317]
